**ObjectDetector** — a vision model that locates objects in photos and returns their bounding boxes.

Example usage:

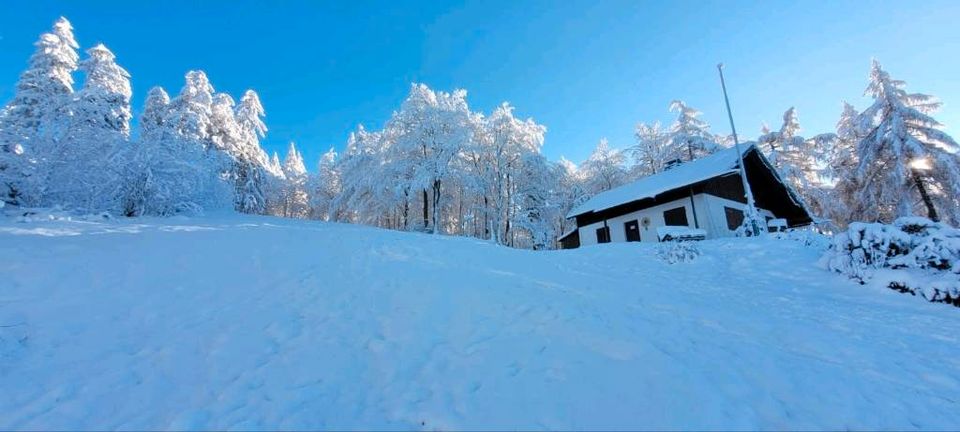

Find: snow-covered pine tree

[233,90,271,214]
[758,107,803,169]
[309,148,339,221]
[263,150,287,215]
[0,17,80,205]
[269,152,284,178]
[668,100,716,161]
[166,71,215,150]
[851,60,960,224]
[756,107,827,219]
[208,92,267,214]
[820,102,862,227]
[166,71,232,210]
[209,93,241,154]
[47,43,131,212]
[118,86,201,216]
[280,142,309,218]
[235,90,270,168]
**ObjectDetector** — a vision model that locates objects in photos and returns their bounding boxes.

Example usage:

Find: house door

[624,220,641,242]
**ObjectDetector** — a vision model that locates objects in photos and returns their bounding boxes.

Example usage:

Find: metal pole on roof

[717,63,761,236]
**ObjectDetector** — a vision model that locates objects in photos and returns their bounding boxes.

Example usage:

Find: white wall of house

[576,193,775,247]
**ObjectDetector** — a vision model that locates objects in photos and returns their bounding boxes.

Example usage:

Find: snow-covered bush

[657,240,701,264]
[823,217,960,306]
[771,227,830,250]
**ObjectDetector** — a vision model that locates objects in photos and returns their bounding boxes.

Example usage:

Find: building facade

[561,145,812,248]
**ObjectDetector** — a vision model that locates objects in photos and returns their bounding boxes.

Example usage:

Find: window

[596,226,611,243]
[725,206,744,231]
[663,207,689,226]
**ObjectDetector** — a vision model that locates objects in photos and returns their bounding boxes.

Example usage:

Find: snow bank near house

[822,217,960,305]
[2,214,960,430]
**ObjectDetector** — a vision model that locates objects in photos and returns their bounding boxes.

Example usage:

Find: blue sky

[2,0,959,169]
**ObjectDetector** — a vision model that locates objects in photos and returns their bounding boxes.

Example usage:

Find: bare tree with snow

[630,121,678,178]
[668,100,717,161]
[388,84,475,233]
[579,138,627,195]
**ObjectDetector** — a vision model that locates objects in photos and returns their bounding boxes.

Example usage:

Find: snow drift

[2,213,960,430]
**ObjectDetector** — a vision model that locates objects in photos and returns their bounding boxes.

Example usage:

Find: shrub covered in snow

[657,240,701,264]
[772,227,831,250]
[822,217,960,306]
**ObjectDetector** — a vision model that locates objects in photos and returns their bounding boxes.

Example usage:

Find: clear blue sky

[2,0,959,169]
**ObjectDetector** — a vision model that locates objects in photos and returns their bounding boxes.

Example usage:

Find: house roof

[567,144,756,218]
[558,227,579,241]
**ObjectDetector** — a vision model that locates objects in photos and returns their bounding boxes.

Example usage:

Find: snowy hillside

[2,214,960,430]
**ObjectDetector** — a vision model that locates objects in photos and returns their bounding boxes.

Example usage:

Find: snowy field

[1,213,960,430]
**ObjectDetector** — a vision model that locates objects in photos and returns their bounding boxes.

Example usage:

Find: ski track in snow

[1,214,959,430]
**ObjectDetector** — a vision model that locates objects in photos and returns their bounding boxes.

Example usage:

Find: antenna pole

[717,63,762,236]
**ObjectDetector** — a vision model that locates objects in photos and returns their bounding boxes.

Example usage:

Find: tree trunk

[402,189,409,230]
[432,179,442,234]
[483,195,489,240]
[913,169,939,222]
[422,188,429,230]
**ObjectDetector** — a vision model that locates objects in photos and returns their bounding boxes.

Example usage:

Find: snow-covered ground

[2,213,959,430]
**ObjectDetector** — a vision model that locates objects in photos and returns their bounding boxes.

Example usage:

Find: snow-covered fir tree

[756,107,826,218]
[807,102,861,227]
[758,107,803,165]
[46,43,131,212]
[309,148,339,221]
[0,17,79,205]
[232,90,271,214]
[207,92,269,214]
[849,60,960,225]
[278,142,309,218]
[117,86,200,216]
[269,152,284,178]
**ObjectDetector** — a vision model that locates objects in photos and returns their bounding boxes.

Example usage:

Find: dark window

[624,220,641,242]
[596,226,611,243]
[663,207,689,226]
[725,206,744,230]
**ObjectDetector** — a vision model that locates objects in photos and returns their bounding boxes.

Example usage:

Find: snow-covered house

[559,144,812,248]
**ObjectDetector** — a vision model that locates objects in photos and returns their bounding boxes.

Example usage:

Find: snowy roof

[568,144,755,218]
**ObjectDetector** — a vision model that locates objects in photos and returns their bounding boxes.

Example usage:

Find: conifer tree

[48,43,131,211]
[0,17,80,205]
[850,60,960,224]
[280,142,309,218]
